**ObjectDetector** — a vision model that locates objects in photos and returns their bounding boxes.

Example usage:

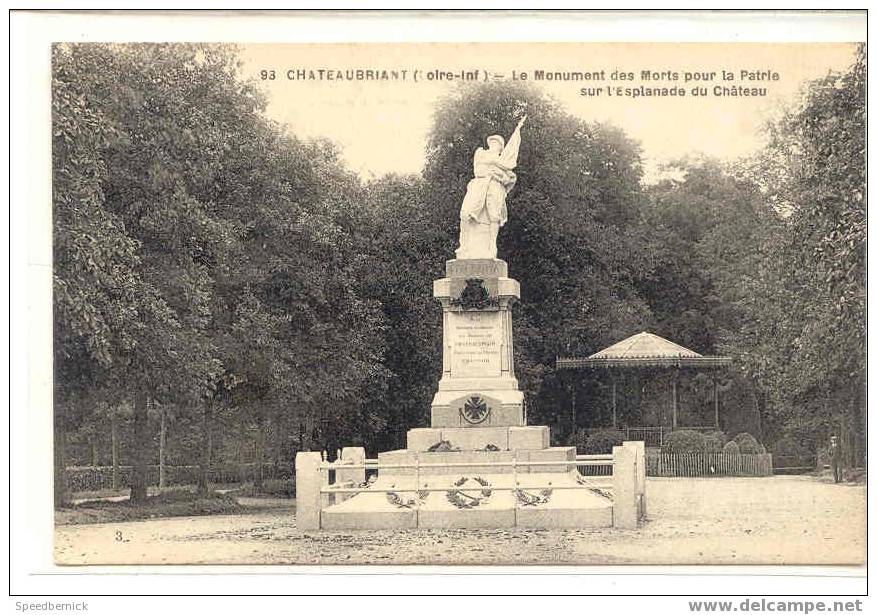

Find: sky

[239,43,858,183]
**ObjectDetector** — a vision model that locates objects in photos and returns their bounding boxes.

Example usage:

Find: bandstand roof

[556,331,732,370]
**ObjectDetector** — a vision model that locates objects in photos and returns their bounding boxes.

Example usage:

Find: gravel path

[54,476,865,566]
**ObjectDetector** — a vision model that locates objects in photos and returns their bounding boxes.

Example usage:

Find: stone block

[513,448,531,475]
[439,427,509,451]
[489,404,525,427]
[407,428,443,452]
[321,509,416,530]
[528,446,575,473]
[435,377,520,392]
[508,426,550,450]
[417,450,515,475]
[418,508,516,529]
[612,445,638,529]
[334,447,366,503]
[623,440,647,520]
[377,449,416,477]
[516,506,613,529]
[445,258,508,279]
[434,273,519,301]
[337,447,365,483]
[431,390,524,428]
[294,452,323,530]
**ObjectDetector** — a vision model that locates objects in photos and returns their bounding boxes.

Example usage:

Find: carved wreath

[386,482,430,508]
[513,488,553,506]
[450,278,499,310]
[427,440,460,452]
[446,476,492,509]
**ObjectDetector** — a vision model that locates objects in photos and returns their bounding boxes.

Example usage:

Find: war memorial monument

[295,115,645,530]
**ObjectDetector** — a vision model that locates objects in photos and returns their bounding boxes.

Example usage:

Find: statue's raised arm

[455,115,527,260]
[499,115,526,169]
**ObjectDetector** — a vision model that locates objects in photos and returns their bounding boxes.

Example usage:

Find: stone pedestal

[431,258,524,431]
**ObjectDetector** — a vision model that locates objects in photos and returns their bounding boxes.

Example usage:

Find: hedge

[66,462,294,493]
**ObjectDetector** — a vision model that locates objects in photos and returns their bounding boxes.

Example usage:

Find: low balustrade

[295,441,646,530]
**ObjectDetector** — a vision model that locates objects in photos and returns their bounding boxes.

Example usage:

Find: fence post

[336,447,365,504]
[295,452,323,530]
[612,445,637,529]
[623,441,646,520]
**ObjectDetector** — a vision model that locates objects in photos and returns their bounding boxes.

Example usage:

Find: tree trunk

[53,402,69,508]
[273,418,282,467]
[91,441,99,467]
[753,387,763,441]
[236,409,247,485]
[198,401,213,495]
[130,390,150,503]
[159,404,167,490]
[111,407,120,490]
[254,406,267,491]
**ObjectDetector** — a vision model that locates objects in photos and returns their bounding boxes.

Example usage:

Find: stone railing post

[335,447,366,503]
[623,440,647,520]
[612,445,637,529]
[295,452,323,531]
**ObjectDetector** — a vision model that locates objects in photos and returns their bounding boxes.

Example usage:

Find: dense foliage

[662,430,708,453]
[53,44,865,504]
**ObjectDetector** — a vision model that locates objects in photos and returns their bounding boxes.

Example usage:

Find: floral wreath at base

[513,488,553,506]
[446,476,492,509]
[357,475,377,489]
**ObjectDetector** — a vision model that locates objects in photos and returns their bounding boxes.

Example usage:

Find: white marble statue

[455,115,526,260]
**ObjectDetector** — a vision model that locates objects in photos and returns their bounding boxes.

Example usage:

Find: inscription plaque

[449,311,503,378]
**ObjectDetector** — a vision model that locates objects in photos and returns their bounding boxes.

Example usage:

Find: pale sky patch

[239,43,858,183]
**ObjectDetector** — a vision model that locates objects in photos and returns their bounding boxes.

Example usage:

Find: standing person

[829,435,843,483]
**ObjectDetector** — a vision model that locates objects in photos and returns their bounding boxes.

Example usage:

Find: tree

[53,44,148,505]
[634,158,783,434]
[352,174,441,449]
[734,46,865,458]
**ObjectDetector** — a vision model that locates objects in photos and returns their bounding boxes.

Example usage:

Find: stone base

[407,426,549,452]
[321,508,416,531]
[319,470,613,531]
[377,446,575,475]
[431,389,524,428]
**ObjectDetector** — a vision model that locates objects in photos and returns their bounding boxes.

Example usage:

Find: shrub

[582,429,626,454]
[149,488,201,504]
[703,433,725,452]
[663,429,708,453]
[722,441,741,455]
[771,435,811,465]
[733,432,762,454]
[259,478,294,497]
[566,428,590,454]
[772,435,810,457]
[703,430,729,445]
